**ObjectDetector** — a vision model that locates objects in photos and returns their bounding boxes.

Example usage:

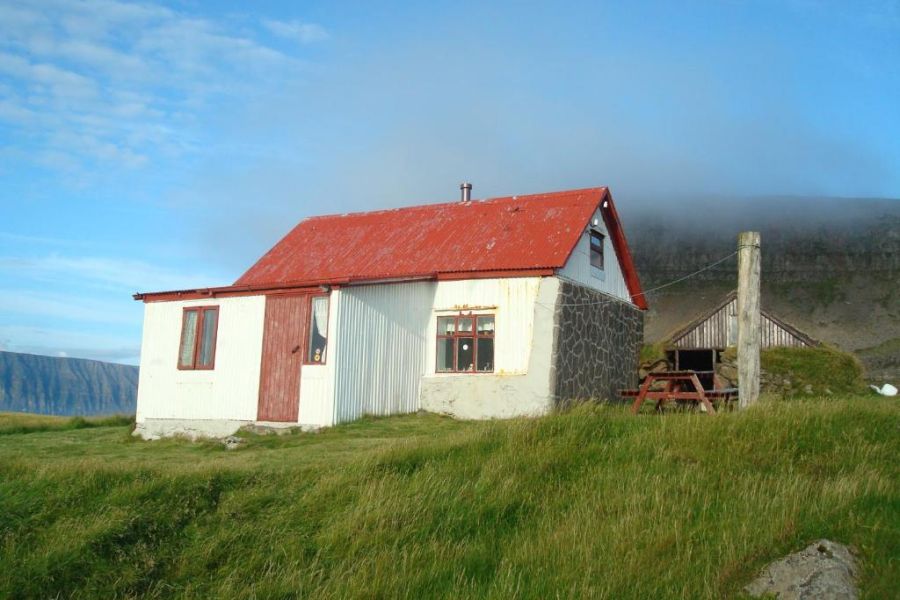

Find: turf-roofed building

[133,186,646,438]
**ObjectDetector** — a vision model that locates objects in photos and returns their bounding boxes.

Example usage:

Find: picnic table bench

[621,371,738,415]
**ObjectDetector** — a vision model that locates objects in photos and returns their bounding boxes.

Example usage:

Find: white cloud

[0,0,314,172]
[0,254,230,292]
[0,231,95,247]
[0,289,137,325]
[0,98,37,124]
[262,18,329,44]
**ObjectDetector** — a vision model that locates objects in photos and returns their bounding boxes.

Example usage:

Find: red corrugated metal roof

[137,187,647,308]
[236,188,600,285]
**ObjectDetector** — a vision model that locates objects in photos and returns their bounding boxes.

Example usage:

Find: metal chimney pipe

[460,182,472,202]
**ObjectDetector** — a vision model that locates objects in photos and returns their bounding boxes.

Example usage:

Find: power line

[633,250,738,298]
[537,247,747,309]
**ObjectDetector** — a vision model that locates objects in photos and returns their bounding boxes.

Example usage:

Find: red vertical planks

[257,294,310,422]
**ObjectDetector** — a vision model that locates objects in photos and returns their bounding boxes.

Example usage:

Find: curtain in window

[198,309,218,367]
[308,296,329,363]
[313,296,328,337]
[178,310,198,367]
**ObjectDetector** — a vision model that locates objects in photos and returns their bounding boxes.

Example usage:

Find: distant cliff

[623,196,900,381]
[624,196,899,285]
[0,351,137,416]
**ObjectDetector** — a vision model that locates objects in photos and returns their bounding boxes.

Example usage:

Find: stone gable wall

[550,281,643,405]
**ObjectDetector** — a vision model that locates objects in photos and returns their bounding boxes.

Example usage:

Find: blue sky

[1,0,898,364]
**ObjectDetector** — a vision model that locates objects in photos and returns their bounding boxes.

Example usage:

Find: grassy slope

[0,400,897,599]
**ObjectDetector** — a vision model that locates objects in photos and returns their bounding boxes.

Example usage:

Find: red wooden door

[257,294,310,422]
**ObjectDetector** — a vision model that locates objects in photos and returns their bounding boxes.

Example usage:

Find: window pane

[476,316,494,334]
[308,296,329,363]
[458,318,473,333]
[437,338,454,372]
[457,337,474,371]
[178,310,198,367]
[197,309,218,367]
[590,232,604,269]
[437,316,455,335]
[476,338,494,372]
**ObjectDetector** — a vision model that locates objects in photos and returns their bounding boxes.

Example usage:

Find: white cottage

[133,186,647,438]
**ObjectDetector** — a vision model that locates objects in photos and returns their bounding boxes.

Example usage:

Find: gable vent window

[178,306,218,370]
[589,230,605,273]
[436,314,494,373]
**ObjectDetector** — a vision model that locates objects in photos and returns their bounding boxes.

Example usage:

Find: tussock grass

[640,342,667,364]
[0,399,896,599]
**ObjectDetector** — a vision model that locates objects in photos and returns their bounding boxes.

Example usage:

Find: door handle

[291,345,301,354]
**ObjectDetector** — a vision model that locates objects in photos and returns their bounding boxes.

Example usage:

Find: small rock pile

[222,435,244,450]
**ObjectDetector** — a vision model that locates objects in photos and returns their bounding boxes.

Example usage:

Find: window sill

[426,370,524,378]
[432,371,494,376]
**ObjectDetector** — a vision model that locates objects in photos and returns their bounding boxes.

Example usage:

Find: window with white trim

[436,314,494,373]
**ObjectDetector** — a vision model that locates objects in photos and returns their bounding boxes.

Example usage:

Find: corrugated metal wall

[556,208,632,304]
[673,297,812,349]
[135,295,266,422]
[332,282,436,423]
[331,277,545,423]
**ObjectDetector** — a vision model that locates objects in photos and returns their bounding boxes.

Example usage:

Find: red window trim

[435,312,495,374]
[177,305,219,370]
[302,293,331,366]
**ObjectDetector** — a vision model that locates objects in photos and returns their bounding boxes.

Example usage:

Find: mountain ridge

[0,351,138,416]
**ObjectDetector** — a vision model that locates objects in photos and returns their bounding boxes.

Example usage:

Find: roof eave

[600,189,648,310]
[134,268,556,303]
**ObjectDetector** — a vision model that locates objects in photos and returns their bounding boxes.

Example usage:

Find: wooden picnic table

[623,371,738,415]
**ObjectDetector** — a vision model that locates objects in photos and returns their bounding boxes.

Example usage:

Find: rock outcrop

[744,539,858,599]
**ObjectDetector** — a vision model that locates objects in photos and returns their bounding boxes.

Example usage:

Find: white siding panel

[557,208,631,303]
[332,282,436,423]
[135,295,265,422]
[299,366,331,424]
[419,277,557,419]
[425,277,543,374]
[298,289,340,427]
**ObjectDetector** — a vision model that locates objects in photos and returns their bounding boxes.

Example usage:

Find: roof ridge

[301,186,608,222]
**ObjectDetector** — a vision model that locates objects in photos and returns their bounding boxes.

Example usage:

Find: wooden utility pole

[737,231,761,408]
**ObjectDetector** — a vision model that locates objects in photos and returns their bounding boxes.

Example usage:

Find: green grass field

[1,398,897,599]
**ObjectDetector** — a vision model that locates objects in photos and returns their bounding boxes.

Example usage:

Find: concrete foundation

[134,418,250,440]
[419,373,553,419]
